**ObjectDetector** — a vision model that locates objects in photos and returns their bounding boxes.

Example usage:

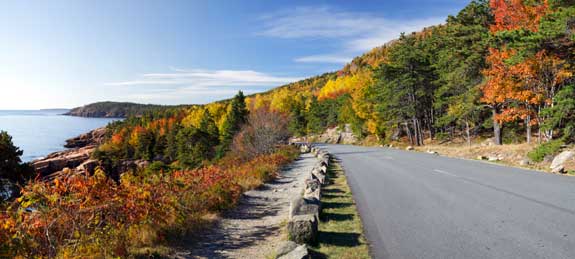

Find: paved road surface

[318,144,575,259]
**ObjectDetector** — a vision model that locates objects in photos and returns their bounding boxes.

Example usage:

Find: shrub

[232,107,290,159]
[527,139,564,162]
[0,146,298,258]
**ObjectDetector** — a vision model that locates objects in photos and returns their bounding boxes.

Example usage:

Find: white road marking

[433,169,456,177]
[384,156,394,160]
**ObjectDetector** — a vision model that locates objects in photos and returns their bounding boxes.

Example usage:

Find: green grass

[309,161,371,259]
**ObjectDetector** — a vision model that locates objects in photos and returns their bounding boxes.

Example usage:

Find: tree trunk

[412,118,419,146]
[465,120,471,147]
[429,109,435,140]
[538,127,542,144]
[413,118,423,146]
[404,122,414,145]
[419,119,425,146]
[492,108,502,145]
[526,115,531,144]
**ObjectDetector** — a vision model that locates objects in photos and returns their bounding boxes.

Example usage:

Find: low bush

[0,145,298,258]
[527,139,564,162]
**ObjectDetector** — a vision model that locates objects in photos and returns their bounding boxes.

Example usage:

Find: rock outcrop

[33,146,96,178]
[307,124,358,144]
[64,127,107,148]
[32,127,107,178]
[550,150,574,174]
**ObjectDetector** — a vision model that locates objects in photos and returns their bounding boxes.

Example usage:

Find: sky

[0,0,471,109]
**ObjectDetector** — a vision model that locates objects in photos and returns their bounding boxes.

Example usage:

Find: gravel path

[174,153,316,259]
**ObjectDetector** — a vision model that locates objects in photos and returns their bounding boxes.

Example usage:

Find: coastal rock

[32,128,107,178]
[64,127,106,148]
[33,146,94,177]
[76,159,99,175]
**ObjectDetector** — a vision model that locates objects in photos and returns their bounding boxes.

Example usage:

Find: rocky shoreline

[31,126,151,181]
[31,127,106,179]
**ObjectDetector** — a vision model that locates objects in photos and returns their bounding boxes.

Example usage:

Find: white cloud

[259,6,444,63]
[108,68,301,87]
[258,6,383,39]
[105,68,302,104]
[294,54,352,64]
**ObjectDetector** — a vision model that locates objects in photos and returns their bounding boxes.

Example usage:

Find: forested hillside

[65,101,183,118]
[247,0,574,150]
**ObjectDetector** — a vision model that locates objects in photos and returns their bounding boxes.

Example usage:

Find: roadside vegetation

[0,91,299,258]
[310,161,371,259]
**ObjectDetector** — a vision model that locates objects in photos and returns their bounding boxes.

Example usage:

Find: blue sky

[0,0,471,109]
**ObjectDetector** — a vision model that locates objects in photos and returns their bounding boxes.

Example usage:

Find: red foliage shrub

[0,146,298,258]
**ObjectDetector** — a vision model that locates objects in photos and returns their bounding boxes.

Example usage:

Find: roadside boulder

[277,244,309,259]
[287,214,318,245]
[406,146,414,151]
[519,159,531,166]
[289,196,320,221]
[310,169,325,185]
[275,241,299,258]
[488,155,501,162]
[550,151,574,174]
[303,179,321,202]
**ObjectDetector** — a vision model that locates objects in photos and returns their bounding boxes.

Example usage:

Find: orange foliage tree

[489,0,549,33]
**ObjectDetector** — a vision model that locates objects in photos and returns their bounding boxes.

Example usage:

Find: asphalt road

[318,144,575,259]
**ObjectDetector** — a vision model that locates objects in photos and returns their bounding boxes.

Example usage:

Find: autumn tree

[489,0,549,33]
[232,107,290,159]
[482,0,573,144]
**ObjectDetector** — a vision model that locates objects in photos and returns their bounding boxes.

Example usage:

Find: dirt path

[174,153,316,259]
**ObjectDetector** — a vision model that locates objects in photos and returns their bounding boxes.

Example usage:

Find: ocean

[0,110,118,162]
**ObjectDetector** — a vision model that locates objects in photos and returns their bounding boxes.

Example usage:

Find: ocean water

[0,110,118,162]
